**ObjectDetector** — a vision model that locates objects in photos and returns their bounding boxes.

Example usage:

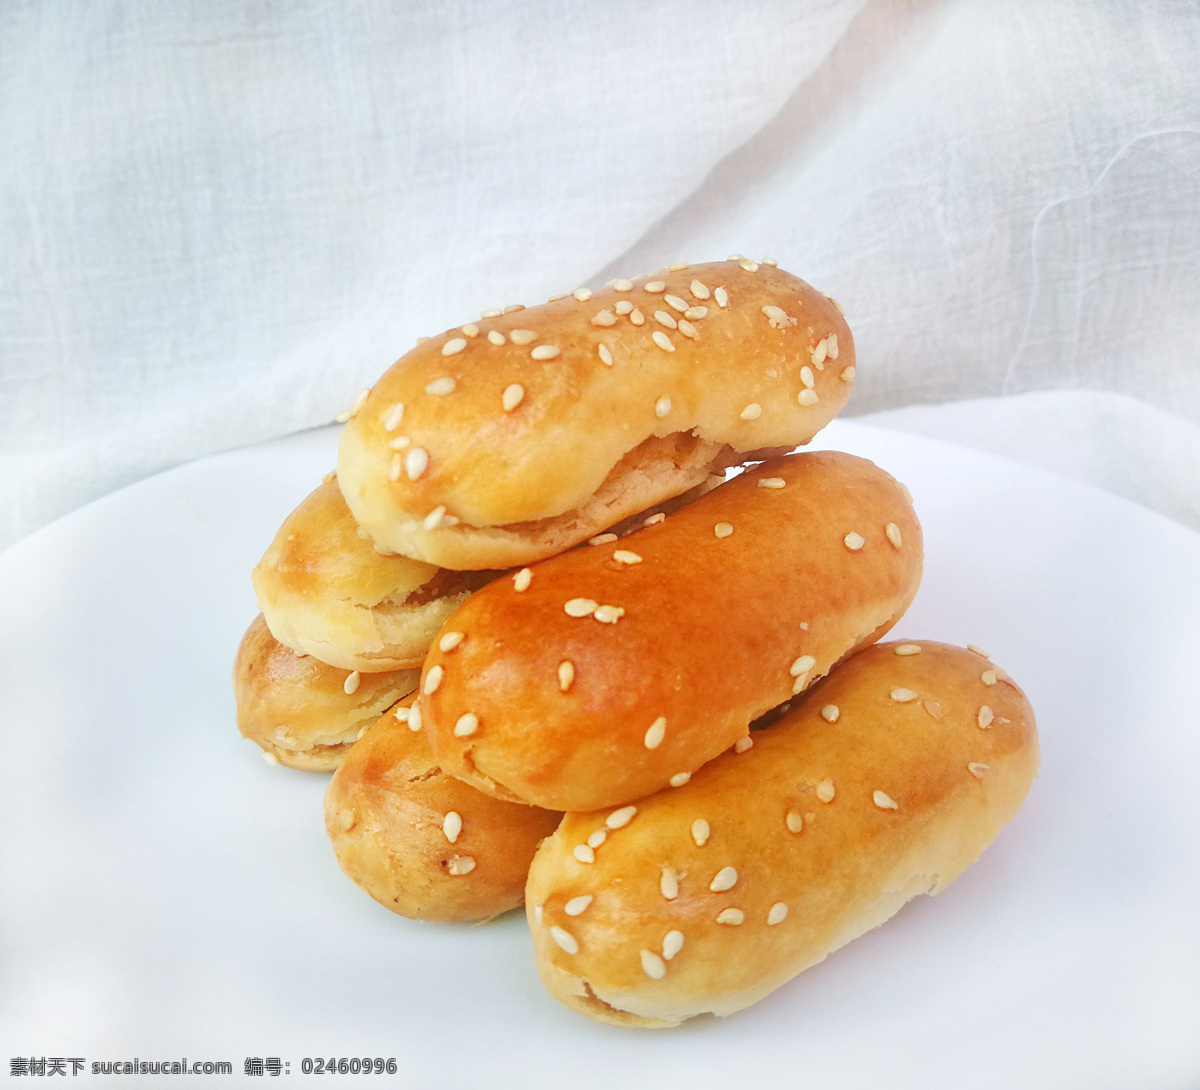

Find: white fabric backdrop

[2,0,1198,550]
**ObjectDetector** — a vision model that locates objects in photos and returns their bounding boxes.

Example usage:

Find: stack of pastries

[234,258,1038,1028]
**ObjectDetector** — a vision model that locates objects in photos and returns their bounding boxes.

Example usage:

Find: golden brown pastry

[251,477,502,672]
[525,641,1038,1027]
[415,451,922,812]
[233,614,419,771]
[337,259,853,570]
[324,696,562,922]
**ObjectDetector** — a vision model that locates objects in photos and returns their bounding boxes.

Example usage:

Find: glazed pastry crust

[233,614,419,771]
[337,260,853,569]
[416,451,922,812]
[525,641,1038,1027]
[324,696,562,922]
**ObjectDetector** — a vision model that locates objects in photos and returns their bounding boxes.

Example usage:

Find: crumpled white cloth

[2,0,1198,549]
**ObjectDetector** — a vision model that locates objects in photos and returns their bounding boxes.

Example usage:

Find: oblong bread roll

[525,641,1039,1028]
[252,478,502,672]
[337,259,853,569]
[416,451,922,812]
[233,614,419,771]
[324,695,562,922]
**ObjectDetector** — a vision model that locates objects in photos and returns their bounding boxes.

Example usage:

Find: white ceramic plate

[2,420,1198,1089]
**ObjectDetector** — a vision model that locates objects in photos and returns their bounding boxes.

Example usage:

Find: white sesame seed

[816,779,836,803]
[968,644,991,658]
[767,902,788,925]
[443,811,462,843]
[629,308,645,325]
[684,306,708,320]
[573,844,594,864]
[573,288,592,301]
[644,280,666,293]
[612,279,634,292]
[586,828,607,849]
[591,309,617,327]
[533,903,543,924]
[439,632,465,653]
[640,950,667,979]
[689,280,711,301]
[891,688,918,703]
[894,644,922,656]
[416,337,431,345]
[423,665,443,695]
[404,447,429,480]
[886,522,903,548]
[978,706,995,729]
[739,259,759,272]
[873,790,899,810]
[564,598,598,618]
[654,310,677,330]
[388,453,402,481]
[844,531,866,550]
[426,376,456,396]
[589,533,618,545]
[460,323,479,338]
[487,330,506,346]
[597,344,614,366]
[383,402,405,431]
[798,389,820,407]
[709,866,738,892]
[968,762,990,779]
[734,736,754,754]
[655,396,671,417]
[762,257,778,267]
[606,805,637,829]
[593,604,625,624]
[454,713,478,737]
[669,772,691,787]
[828,295,845,315]
[800,365,815,389]
[716,908,744,926]
[664,294,688,312]
[644,717,667,749]
[785,810,804,833]
[441,339,467,358]
[660,867,679,900]
[613,299,634,314]
[677,320,700,339]
[691,819,710,846]
[759,477,786,489]
[393,706,411,725]
[356,525,371,540]
[662,930,684,959]
[811,338,828,366]
[828,334,839,359]
[261,750,279,765]
[981,670,998,686]
[504,304,525,313]
[714,287,729,307]
[840,366,856,382]
[668,262,689,272]
[530,344,560,360]
[343,670,361,695]
[651,330,675,352]
[355,724,369,740]
[644,512,666,526]
[481,308,503,318]
[564,895,593,916]
[550,926,579,954]
[740,403,762,420]
[790,655,816,677]
[423,505,448,531]
[714,522,733,538]
[821,704,840,722]
[509,329,537,345]
[557,661,575,692]
[923,700,943,719]
[386,435,411,450]
[447,856,476,876]
[501,383,525,412]
[612,550,642,565]
[512,568,532,592]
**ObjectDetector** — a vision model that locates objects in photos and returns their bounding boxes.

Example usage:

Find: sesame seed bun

[251,478,504,672]
[232,614,419,771]
[525,641,1039,1028]
[324,694,562,922]
[336,260,853,570]
[414,451,922,812]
